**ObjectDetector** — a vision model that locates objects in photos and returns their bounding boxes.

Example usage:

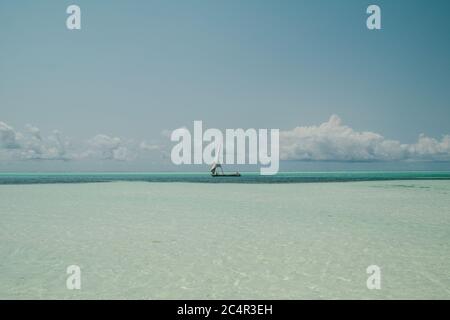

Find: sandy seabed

[0,180,449,299]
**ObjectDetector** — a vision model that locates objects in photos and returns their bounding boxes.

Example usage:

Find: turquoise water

[1,171,450,184]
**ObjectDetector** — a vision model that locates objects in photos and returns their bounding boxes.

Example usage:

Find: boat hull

[211,173,241,177]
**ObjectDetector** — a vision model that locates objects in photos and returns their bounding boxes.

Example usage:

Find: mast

[210,143,223,175]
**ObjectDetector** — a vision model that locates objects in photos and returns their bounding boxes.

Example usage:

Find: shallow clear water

[0,179,449,299]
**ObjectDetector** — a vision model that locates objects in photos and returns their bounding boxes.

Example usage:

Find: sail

[215,143,222,164]
[210,143,222,173]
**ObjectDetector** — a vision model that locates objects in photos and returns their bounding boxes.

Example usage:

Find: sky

[1,0,450,171]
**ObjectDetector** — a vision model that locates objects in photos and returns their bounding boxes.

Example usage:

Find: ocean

[0,172,449,299]
[1,171,450,184]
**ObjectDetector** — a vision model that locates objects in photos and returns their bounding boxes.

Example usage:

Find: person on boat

[210,162,218,175]
[210,162,223,176]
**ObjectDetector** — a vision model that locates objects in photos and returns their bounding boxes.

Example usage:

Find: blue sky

[1,0,449,171]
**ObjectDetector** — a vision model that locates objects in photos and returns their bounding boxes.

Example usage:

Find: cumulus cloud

[0,121,151,162]
[78,135,162,161]
[280,115,450,161]
[0,121,21,149]
[78,134,143,161]
[0,122,71,160]
[409,134,450,161]
[1,117,449,163]
[85,134,123,160]
[25,124,42,140]
[139,141,159,151]
[23,129,71,160]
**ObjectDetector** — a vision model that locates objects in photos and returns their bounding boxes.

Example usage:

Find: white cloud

[139,141,159,151]
[408,134,450,161]
[0,122,71,161]
[81,136,161,161]
[280,115,450,161]
[0,122,140,162]
[25,124,42,140]
[82,134,134,161]
[0,121,21,149]
[1,117,449,163]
